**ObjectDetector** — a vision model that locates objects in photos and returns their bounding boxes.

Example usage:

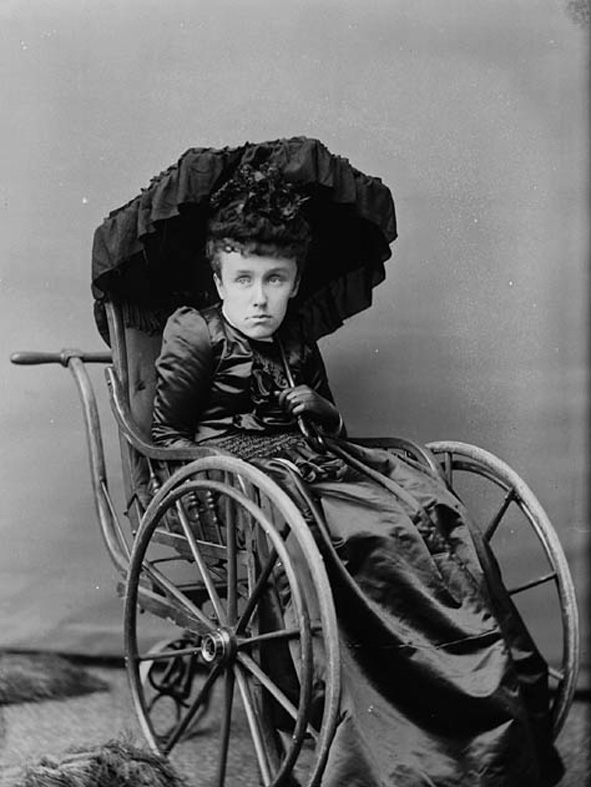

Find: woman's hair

[206,163,310,275]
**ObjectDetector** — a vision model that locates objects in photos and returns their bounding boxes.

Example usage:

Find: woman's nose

[251,282,268,306]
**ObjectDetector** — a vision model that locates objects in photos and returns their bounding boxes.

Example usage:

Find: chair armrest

[105,366,228,462]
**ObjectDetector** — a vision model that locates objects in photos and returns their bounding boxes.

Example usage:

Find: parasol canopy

[91,137,397,344]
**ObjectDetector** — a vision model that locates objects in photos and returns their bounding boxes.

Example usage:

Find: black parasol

[91,137,397,344]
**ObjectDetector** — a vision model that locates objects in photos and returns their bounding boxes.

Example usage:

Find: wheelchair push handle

[10,349,112,367]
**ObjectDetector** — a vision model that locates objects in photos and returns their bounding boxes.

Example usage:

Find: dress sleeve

[152,307,214,448]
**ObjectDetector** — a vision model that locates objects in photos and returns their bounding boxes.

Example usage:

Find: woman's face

[213,250,300,339]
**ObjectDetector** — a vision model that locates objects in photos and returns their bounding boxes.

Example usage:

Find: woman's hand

[277,385,342,434]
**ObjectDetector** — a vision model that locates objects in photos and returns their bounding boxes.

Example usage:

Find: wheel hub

[200,630,235,664]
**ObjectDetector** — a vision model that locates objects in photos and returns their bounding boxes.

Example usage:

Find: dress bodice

[152,303,333,447]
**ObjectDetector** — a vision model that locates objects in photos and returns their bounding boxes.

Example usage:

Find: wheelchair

[11,298,580,787]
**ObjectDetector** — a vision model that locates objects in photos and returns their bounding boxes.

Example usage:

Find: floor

[0,662,588,786]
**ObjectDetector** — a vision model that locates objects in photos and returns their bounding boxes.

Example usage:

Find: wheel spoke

[235,547,280,636]
[484,489,516,542]
[216,669,235,787]
[549,665,564,683]
[235,665,273,786]
[176,499,227,624]
[137,645,201,662]
[141,561,214,632]
[162,661,222,753]
[237,628,302,649]
[237,652,318,742]
[226,503,238,625]
[507,570,557,596]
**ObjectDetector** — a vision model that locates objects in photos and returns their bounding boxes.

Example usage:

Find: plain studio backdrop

[0,0,588,685]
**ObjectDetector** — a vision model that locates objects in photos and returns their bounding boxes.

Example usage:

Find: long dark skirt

[257,441,563,787]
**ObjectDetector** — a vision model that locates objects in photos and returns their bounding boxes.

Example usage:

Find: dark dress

[152,304,563,787]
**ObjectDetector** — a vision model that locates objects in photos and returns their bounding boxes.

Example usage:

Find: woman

[151,164,563,786]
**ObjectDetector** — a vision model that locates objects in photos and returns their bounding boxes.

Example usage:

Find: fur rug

[9,740,188,787]
[0,652,108,705]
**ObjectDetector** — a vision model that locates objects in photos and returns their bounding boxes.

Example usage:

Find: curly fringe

[207,163,311,264]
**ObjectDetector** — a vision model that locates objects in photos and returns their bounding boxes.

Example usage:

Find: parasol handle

[276,339,326,452]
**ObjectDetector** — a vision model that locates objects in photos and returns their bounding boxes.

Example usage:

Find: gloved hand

[277,385,342,434]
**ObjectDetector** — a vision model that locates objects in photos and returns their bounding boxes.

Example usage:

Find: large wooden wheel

[124,455,340,787]
[426,440,580,738]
